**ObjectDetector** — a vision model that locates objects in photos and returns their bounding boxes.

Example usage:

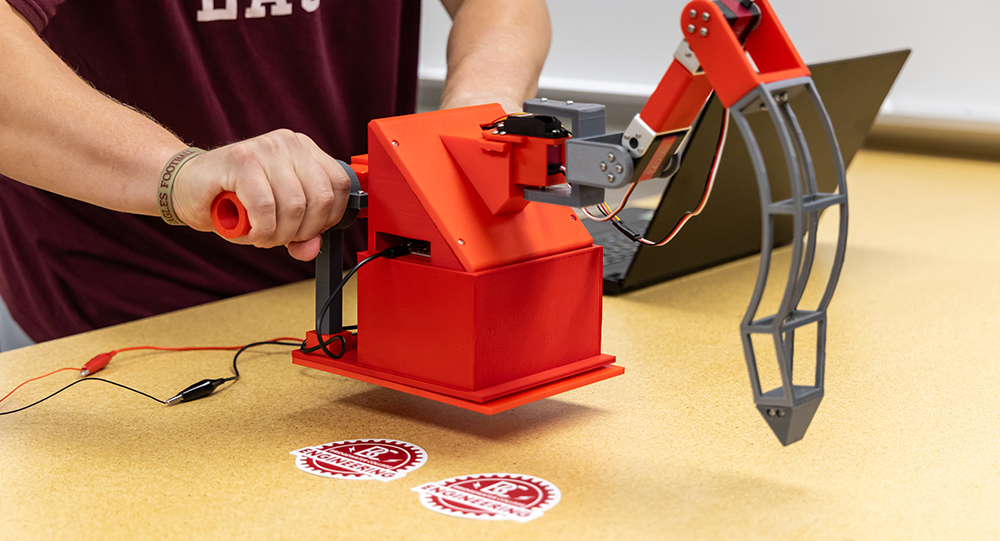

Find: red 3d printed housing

[291,104,623,413]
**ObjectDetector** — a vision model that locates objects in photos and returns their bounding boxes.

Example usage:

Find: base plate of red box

[292,345,624,415]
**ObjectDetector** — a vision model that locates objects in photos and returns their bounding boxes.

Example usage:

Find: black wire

[302,251,388,359]
[0,377,166,415]
[1,340,303,415]
[226,340,304,382]
[610,219,643,242]
[307,334,346,360]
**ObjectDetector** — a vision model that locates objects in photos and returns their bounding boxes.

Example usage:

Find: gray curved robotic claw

[523,79,847,446]
[732,78,847,445]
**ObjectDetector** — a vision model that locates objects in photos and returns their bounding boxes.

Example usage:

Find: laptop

[586,50,910,294]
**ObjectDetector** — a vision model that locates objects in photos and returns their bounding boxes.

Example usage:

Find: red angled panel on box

[368,104,593,273]
[367,140,464,271]
[440,134,528,216]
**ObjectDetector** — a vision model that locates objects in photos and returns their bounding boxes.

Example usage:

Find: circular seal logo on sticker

[290,439,426,482]
[412,473,560,522]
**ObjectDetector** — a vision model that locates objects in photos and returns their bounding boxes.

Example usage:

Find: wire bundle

[0,339,302,415]
[583,106,731,246]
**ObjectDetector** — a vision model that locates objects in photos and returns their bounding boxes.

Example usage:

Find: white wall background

[419,0,1000,124]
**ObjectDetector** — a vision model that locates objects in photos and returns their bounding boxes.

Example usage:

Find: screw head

[702,12,710,21]
[607,174,615,183]
[457,238,465,246]
[607,153,615,162]
[615,164,623,174]
[599,162,607,172]
[391,140,399,146]
[687,24,696,33]
[540,97,548,101]
[700,27,708,37]
[689,9,697,17]
[567,100,574,105]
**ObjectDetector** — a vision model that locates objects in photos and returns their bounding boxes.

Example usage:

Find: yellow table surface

[2,150,999,539]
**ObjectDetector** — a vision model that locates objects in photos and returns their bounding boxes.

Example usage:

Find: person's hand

[171,129,350,261]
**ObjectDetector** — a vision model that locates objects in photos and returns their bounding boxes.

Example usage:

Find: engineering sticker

[290,439,427,482]
[412,473,561,522]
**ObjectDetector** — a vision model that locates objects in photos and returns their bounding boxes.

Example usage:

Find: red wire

[107,337,302,355]
[108,336,302,355]
[583,107,730,246]
[582,183,639,222]
[640,107,731,246]
[0,367,82,405]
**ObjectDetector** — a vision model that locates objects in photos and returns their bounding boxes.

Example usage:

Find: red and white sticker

[412,473,560,523]
[291,439,426,482]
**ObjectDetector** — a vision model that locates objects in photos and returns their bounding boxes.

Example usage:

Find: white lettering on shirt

[198,0,320,22]
[197,0,238,21]
[245,0,294,18]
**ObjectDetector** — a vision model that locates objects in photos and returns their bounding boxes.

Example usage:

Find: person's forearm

[439,0,551,113]
[0,4,349,262]
[0,4,187,216]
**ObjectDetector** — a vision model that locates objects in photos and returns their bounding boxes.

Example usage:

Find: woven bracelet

[157,147,205,226]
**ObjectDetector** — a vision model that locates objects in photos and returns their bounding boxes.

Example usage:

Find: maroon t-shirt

[0,0,420,341]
